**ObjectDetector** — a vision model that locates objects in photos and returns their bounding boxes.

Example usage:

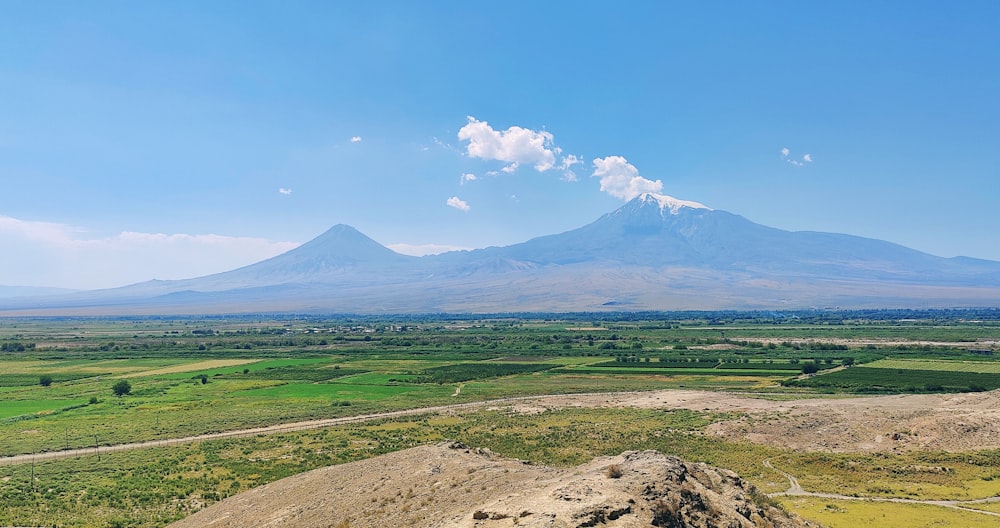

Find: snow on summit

[637,193,712,214]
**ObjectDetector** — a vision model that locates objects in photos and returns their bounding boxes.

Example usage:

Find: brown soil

[169,442,814,528]
[461,389,1000,453]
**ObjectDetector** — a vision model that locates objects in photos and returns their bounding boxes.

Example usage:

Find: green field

[864,358,1000,373]
[0,310,998,527]
[786,368,1000,393]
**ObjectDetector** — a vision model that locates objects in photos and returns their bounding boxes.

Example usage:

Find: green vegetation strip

[864,359,1000,373]
[785,366,1000,393]
[0,372,107,387]
[408,362,558,383]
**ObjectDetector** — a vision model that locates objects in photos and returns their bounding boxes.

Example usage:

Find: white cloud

[781,147,812,167]
[386,242,471,256]
[278,188,293,195]
[350,136,362,143]
[560,154,581,170]
[460,173,477,185]
[446,196,471,212]
[591,156,663,200]
[501,162,519,174]
[0,216,298,290]
[457,116,557,172]
[559,154,582,182]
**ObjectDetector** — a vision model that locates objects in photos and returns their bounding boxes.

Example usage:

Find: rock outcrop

[170,442,816,528]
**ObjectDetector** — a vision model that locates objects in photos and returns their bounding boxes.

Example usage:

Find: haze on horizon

[2,2,998,290]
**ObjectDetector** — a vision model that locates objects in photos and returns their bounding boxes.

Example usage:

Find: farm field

[0,309,998,527]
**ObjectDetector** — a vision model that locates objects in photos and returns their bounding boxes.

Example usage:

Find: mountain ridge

[2,194,998,315]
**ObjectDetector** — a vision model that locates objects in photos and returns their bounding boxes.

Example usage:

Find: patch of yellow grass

[120,359,260,378]
[956,501,1000,514]
[780,496,996,528]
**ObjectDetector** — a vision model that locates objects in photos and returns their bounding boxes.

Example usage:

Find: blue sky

[2,1,998,289]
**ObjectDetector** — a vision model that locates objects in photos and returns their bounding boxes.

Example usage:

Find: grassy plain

[778,497,995,528]
[1,310,998,527]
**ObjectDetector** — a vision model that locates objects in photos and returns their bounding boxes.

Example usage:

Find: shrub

[112,379,132,397]
[651,498,679,526]
[605,464,623,479]
[39,375,53,387]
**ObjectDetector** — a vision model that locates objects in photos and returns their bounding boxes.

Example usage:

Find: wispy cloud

[350,136,362,143]
[781,147,813,167]
[446,196,471,212]
[559,154,582,182]
[460,173,477,185]
[0,216,297,289]
[386,242,471,256]
[278,188,293,195]
[457,116,557,172]
[591,156,663,200]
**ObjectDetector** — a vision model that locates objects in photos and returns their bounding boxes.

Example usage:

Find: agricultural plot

[863,358,1000,373]
[0,311,999,527]
[784,364,1000,393]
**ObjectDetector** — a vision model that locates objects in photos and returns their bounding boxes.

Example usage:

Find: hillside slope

[168,442,815,528]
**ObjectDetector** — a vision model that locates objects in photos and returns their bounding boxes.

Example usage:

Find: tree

[112,379,132,397]
[39,375,53,387]
[842,357,855,366]
[801,362,820,375]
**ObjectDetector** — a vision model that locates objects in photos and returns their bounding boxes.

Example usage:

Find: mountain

[0,285,78,299]
[487,194,999,285]
[3,194,999,315]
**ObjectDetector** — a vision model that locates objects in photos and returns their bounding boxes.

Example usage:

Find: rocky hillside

[168,442,817,528]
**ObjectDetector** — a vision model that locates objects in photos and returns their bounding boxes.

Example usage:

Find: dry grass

[120,359,260,378]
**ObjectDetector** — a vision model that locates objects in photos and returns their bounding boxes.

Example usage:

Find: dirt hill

[169,441,816,528]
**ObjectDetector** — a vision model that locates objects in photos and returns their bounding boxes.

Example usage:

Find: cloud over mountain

[592,156,664,200]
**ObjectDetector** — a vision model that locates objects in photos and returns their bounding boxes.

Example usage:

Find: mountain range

[2,193,999,315]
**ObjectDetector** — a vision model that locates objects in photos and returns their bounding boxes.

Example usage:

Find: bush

[39,375,53,387]
[605,464,623,478]
[112,379,132,397]
[801,362,820,375]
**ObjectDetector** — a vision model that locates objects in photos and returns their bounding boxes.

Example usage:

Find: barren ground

[473,389,1000,453]
[169,443,814,528]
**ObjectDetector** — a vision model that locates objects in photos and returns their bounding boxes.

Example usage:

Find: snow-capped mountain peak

[636,192,712,214]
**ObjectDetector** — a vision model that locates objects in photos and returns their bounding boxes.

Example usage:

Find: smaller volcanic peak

[200,224,416,286]
[289,224,407,265]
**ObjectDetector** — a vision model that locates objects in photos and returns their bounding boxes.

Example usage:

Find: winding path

[764,458,1000,517]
